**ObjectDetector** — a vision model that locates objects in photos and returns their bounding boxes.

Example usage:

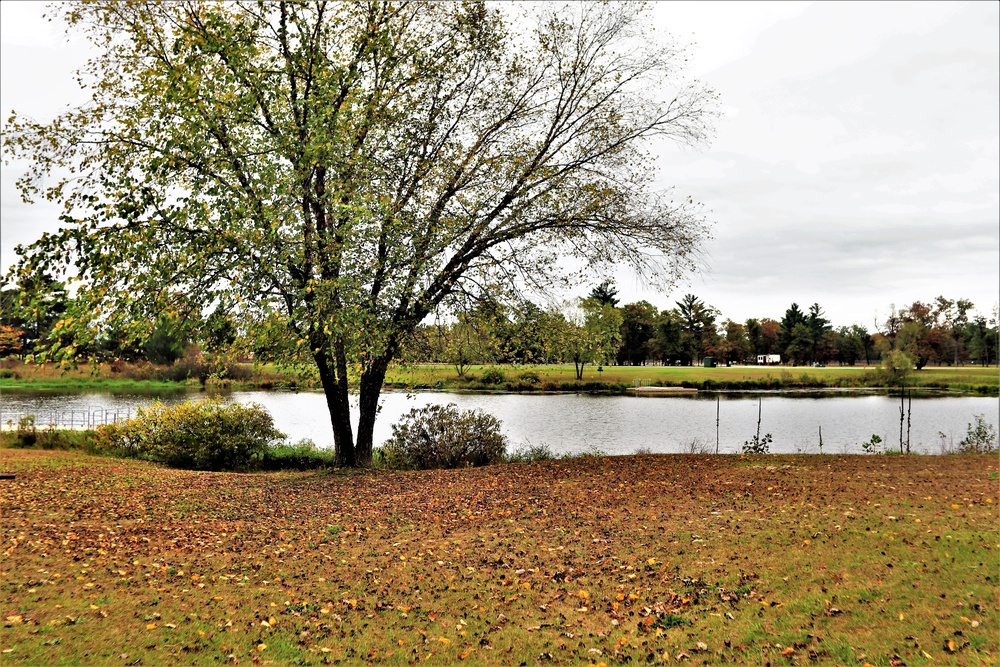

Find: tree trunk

[316,355,355,467]
[356,357,392,467]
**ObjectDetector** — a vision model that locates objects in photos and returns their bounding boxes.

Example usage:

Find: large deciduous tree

[4,1,715,466]
[562,298,623,380]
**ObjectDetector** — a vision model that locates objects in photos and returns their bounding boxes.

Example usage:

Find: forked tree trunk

[316,355,356,467]
[315,343,396,468]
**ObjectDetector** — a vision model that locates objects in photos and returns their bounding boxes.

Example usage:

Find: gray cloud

[628,2,999,326]
[2,3,997,330]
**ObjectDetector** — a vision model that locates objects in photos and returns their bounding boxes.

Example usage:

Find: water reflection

[3,389,996,455]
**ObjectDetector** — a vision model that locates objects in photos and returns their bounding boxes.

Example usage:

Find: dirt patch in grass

[1,451,996,665]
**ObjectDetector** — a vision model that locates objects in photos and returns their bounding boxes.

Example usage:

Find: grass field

[385,363,1000,393]
[1,450,995,665]
[0,361,309,393]
[2,360,996,394]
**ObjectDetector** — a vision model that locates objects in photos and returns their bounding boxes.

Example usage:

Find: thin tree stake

[756,398,762,442]
[899,387,905,454]
[906,389,912,454]
[716,396,720,454]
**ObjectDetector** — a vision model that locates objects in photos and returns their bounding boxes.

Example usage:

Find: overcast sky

[2,1,997,328]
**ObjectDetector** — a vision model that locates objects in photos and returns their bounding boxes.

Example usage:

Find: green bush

[959,414,997,454]
[479,367,506,385]
[220,360,254,382]
[158,348,213,383]
[742,432,772,455]
[15,414,37,447]
[381,403,507,470]
[35,425,77,450]
[861,434,882,454]
[96,398,284,471]
[517,371,541,385]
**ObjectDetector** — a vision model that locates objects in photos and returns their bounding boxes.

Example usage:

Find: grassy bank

[2,360,996,394]
[385,363,1000,394]
[0,360,310,393]
[0,450,995,666]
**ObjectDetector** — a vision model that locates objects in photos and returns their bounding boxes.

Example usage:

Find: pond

[2,389,997,455]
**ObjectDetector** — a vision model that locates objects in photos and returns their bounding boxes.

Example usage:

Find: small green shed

[703,357,717,368]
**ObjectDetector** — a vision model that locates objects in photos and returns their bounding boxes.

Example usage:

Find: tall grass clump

[506,443,557,463]
[258,439,338,470]
[96,398,284,471]
[2,416,97,451]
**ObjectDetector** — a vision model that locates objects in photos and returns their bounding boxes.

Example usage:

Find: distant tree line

[404,283,998,371]
[2,275,997,373]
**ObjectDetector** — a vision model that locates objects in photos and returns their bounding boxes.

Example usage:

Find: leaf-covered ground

[1,450,996,666]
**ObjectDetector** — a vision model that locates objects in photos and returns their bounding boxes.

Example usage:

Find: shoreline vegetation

[0,449,995,666]
[0,360,997,395]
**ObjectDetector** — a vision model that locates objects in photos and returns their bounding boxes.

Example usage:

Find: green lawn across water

[1,361,996,393]
[384,363,999,393]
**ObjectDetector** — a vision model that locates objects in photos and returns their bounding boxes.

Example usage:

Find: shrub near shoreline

[95,399,284,471]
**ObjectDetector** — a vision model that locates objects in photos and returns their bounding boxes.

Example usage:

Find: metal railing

[0,408,135,430]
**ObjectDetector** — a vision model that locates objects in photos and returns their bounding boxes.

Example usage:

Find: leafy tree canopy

[4,0,716,465]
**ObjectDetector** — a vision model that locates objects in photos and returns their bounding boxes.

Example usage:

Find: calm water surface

[2,389,997,455]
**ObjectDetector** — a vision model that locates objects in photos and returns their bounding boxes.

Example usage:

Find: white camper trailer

[756,354,781,365]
